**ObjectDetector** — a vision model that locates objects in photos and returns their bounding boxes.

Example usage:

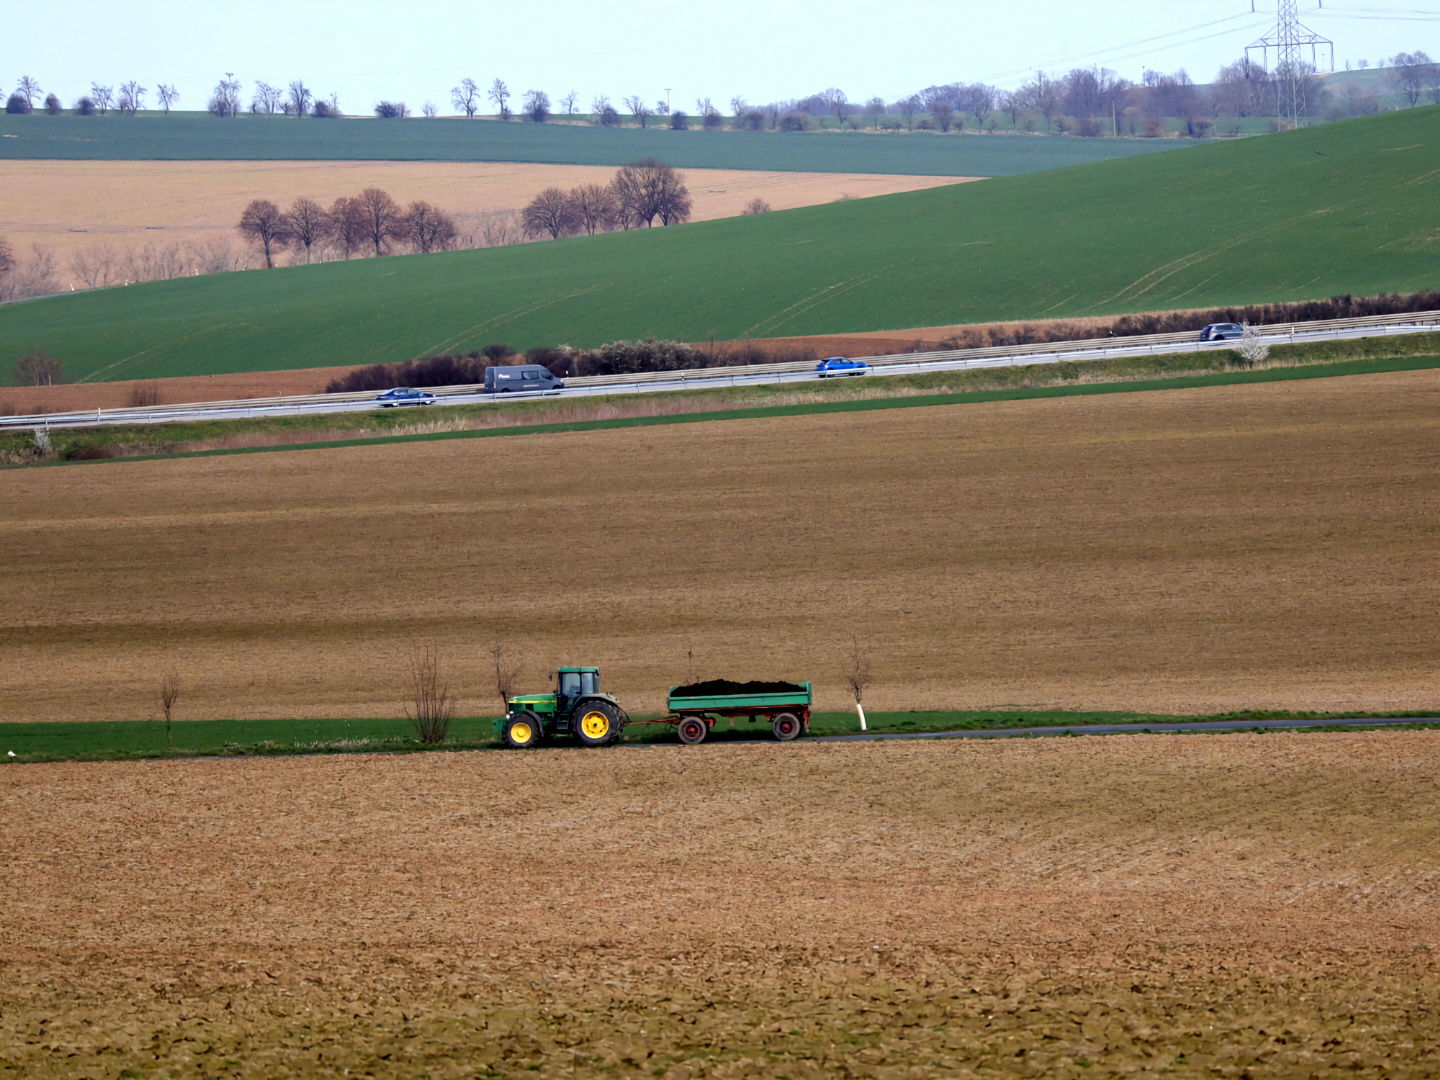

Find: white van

[483,365,565,393]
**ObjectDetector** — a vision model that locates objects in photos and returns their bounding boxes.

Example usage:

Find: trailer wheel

[574,701,621,747]
[504,713,542,749]
[677,716,707,745]
[772,712,801,742]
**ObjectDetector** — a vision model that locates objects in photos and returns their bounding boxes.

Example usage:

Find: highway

[4,310,1437,431]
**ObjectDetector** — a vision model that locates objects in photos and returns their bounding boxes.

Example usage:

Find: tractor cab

[556,666,601,711]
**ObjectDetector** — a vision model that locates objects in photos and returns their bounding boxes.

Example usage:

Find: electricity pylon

[1247,0,1334,128]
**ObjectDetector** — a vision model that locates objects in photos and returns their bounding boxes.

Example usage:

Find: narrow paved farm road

[813,716,1440,742]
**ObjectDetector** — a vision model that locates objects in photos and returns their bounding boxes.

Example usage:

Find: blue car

[375,387,438,407]
[815,357,871,378]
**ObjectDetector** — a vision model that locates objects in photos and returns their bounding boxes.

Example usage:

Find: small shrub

[74,96,96,116]
[1076,117,1102,137]
[44,93,61,115]
[127,382,163,407]
[374,101,408,119]
[30,427,52,457]
[670,110,688,130]
[741,198,772,215]
[313,100,340,118]
[703,111,722,129]
[406,643,455,745]
[1233,322,1270,368]
[778,111,811,131]
[66,444,120,460]
[5,94,32,115]
[481,343,515,362]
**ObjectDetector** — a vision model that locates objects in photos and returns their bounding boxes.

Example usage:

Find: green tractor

[501,666,627,749]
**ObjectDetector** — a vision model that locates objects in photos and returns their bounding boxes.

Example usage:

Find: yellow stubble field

[2,367,1438,724]
[0,733,1437,1077]
[0,159,972,270]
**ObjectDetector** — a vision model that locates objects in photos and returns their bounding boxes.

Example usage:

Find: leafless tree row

[237,189,461,267]
[520,159,692,240]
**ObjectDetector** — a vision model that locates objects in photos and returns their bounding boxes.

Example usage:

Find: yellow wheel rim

[511,721,533,744]
[580,710,611,739]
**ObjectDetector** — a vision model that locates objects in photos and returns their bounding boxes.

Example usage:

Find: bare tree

[958,82,995,128]
[328,196,364,258]
[406,200,457,252]
[157,84,179,113]
[160,671,182,750]
[237,199,292,268]
[569,183,617,235]
[820,87,849,127]
[406,642,456,745]
[523,88,550,122]
[864,96,886,128]
[522,187,580,240]
[0,237,13,280]
[842,634,873,731]
[287,79,312,117]
[16,76,42,107]
[623,94,653,128]
[741,197,771,215]
[117,81,146,115]
[489,78,511,119]
[554,89,577,119]
[91,83,115,115]
[489,640,522,712]
[11,349,66,387]
[423,101,438,118]
[284,196,330,263]
[208,75,239,118]
[1390,51,1436,107]
[896,94,919,130]
[591,94,613,122]
[374,100,409,118]
[353,188,408,255]
[452,77,480,117]
[251,81,281,114]
[611,158,691,228]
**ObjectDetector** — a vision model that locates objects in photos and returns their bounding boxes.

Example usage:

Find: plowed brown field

[2,733,1437,1077]
[4,367,1440,723]
[0,159,971,268]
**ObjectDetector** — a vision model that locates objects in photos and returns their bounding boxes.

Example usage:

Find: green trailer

[653,680,812,745]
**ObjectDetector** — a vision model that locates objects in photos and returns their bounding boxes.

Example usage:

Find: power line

[982,12,1262,81]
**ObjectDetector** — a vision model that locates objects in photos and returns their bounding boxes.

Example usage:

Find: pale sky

[3,1,1436,115]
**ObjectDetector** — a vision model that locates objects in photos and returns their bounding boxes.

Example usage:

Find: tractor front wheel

[504,713,543,749]
[772,712,801,742]
[574,701,621,747]
[677,716,707,745]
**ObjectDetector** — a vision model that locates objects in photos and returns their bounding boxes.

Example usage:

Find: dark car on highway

[375,387,438,407]
[815,357,871,378]
[1199,322,1244,341]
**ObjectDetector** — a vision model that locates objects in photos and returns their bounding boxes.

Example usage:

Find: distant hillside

[1,107,1436,385]
[0,111,1180,177]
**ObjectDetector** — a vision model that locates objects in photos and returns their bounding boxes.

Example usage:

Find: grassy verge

[4,709,1437,763]
[6,336,1440,467]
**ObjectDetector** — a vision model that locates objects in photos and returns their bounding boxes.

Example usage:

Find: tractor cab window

[558,671,581,697]
[580,670,599,695]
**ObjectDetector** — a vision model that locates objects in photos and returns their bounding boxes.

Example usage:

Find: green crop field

[2,107,1437,385]
[0,111,1179,176]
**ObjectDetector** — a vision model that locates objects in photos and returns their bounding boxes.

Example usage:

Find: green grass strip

[5,708,1437,763]
[32,351,1440,468]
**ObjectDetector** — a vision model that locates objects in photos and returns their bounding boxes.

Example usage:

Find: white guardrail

[4,309,1439,431]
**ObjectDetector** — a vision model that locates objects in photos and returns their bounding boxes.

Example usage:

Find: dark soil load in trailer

[625,680,813,745]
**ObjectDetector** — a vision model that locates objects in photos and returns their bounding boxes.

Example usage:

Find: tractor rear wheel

[677,716,707,745]
[574,701,621,747]
[772,712,801,742]
[504,713,543,749]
